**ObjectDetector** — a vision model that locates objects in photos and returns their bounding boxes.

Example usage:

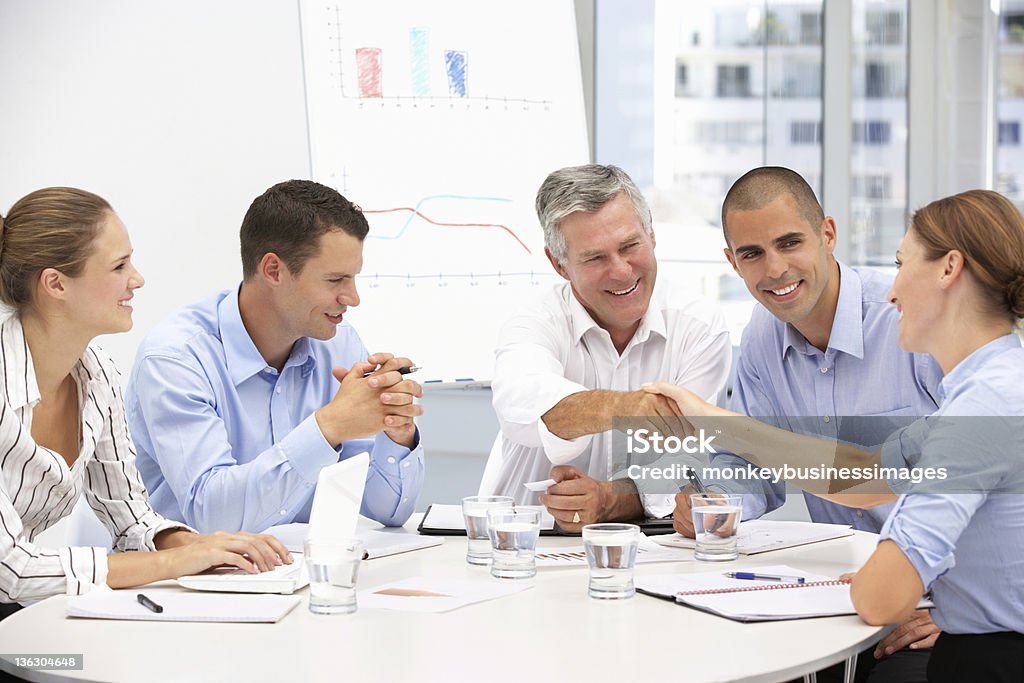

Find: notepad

[66,589,300,623]
[652,520,853,555]
[417,504,676,536]
[635,564,854,621]
[264,522,445,559]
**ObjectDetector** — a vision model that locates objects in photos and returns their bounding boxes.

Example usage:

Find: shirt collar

[567,281,667,347]
[939,333,1022,403]
[218,285,317,385]
[2,315,40,410]
[218,285,273,385]
[781,261,865,360]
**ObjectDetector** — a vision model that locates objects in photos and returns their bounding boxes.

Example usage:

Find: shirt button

[819,367,828,373]
[275,387,282,394]
[402,498,408,503]
[279,509,287,516]
[823,416,831,423]
[387,456,397,464]
[856,510,864,518]
[402,461,409,468]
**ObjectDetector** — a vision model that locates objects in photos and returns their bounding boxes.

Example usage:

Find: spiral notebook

[636,564,859,622]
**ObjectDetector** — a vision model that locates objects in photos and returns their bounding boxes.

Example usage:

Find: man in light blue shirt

[127,180,424,533]
[675,167,942,682]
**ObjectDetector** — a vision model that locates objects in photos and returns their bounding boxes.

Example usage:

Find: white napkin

[308,452,369,541]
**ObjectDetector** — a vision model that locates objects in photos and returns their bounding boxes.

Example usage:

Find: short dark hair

[240,180,369,279]
[721,167,825,245]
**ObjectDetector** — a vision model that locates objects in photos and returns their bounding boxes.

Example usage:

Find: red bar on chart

[356,47,383,98]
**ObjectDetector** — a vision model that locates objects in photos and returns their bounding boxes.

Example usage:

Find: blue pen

[725,572,806,584]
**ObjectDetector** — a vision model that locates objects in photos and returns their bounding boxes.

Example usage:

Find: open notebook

[636,564,933,622]
[653,520,854,555]
[417,503,675,536]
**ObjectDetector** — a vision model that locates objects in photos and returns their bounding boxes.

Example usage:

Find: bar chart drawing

[299,0,588,381]
[319,6,549,108]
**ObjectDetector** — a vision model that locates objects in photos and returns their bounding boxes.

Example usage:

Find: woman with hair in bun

[0,188,290,620]
[646,189,1024,681]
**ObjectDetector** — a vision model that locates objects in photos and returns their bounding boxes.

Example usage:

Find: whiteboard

[298,0,590,382]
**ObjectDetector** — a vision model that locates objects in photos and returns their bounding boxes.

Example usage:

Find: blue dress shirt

[710,262,942,531]
[126,287,424,533]
[879,333,1024,634]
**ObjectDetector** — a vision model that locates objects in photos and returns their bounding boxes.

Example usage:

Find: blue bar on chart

[409,28,430,96]
[445,50,468,98]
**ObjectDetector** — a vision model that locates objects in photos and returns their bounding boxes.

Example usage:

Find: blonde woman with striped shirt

[0,188,290,619]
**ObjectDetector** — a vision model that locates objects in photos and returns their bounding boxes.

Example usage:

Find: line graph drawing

[363,194,531,254]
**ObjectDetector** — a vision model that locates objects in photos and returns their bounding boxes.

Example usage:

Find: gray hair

[535,164,652,264]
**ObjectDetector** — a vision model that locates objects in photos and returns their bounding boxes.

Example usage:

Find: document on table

[534,539,691,567]
[358,577,530,613]
[652,520,853,555]
[418,503,557,534]
[66,589,300,623]
[635,564,854,622]
[264,522,444,559]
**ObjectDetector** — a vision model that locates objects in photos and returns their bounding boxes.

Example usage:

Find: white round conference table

[0,522,885,683]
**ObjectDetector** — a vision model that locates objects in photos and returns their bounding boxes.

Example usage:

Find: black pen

[363,365,421,378]
[137,593,163,613]
[680,466,727,533]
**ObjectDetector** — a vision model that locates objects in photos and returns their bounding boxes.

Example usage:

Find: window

[999,121,1020,146]
[853,174,892,200]
[864,61,905,98]
[800,12,822,45]
[852,120,892,145]
[865,10,902,46]
[675,61,689,97]
[1002,12,1024,43]
[790,121,822,144]
[717,64,752,97]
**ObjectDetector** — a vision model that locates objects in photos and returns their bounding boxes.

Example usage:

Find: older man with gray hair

[487,164,732,531]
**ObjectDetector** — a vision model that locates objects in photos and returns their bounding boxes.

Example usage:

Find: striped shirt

[0,315,188,603]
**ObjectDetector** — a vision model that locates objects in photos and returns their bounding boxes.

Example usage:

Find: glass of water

[303,538,364,615]
[581,523,641,599]
[462,495,515,565]
[690,493,743,561]
[486,507,541,579]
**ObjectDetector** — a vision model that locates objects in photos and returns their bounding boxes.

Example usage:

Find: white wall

[0,0,310,372]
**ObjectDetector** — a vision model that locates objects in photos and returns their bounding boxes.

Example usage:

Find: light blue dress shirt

[126,287,424,533]
[879,333,1024,634]
[709,262,942,531]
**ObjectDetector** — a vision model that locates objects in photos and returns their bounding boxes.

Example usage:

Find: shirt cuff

[280,414,348,485]
[639,493,674,519]
[537,416,593,466]
[369,431,420,475]
[59,547,108,596]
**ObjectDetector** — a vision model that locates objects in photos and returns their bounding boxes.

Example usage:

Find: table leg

[842,653,858,683]
[802,674,817,683]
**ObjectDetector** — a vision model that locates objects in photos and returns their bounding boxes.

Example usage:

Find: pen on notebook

[725,572,806,584]
[137,593,164,613]
[363,365,421,378]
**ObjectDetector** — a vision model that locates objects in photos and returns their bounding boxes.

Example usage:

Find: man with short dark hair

[675,166,941,682]
[128,180,424,532]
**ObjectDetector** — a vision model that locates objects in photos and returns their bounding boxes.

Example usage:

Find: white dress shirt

[490,278,732,516]
[0,315,188,603]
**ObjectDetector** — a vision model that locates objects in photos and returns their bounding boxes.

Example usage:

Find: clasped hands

[315,352,423,448]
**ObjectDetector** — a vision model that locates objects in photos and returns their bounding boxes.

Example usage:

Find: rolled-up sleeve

[492,312,593,465]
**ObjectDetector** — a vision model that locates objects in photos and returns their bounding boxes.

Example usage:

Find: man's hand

[540,465,643,533]
[873,609,940,658]
[315,353,423,448]
[364,353,423,448]
[672,485,697,537]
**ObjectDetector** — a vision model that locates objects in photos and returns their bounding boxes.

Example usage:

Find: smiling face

[547,192,657,350]
[62,211,145,336]
[724,192,840,345]
[887,228,945,354]
[276,228,362,341]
